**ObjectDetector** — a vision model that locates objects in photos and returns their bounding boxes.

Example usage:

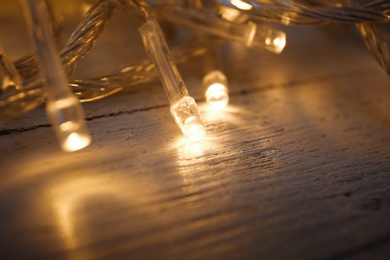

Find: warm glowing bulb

[63,132,91,152]
[220,6,243,22]
[171,96,206,142]
[160,5,285,54]
[264,31,286,54]
[206,83,229,110]
[23,0,92,152]
[231,0,253,10]
[203,70,229,110]
[140,18,206,141]
[47,96,91,152]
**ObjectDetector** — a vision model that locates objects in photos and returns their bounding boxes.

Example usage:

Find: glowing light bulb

[139,18,205,141]
[264,31,287,54]
[63,132,91,152]
[159,6,286,54]
[47,96,91,152]
[0,46,22,94]
[231,0,253,10]
[170,96,206,141]
[23,0,91,152]
[203,70,229,110]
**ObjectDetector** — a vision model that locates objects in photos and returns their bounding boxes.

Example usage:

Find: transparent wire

[214,0,390,25]
[1,0,389,122]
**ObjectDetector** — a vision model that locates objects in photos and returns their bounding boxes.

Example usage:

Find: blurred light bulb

[231,0,253,10]
[47,96,91,152]
[63,132,91,152]
[160,6,286,54]
[23,0,91,152]
[220,6,242,22]
[264,30,286,54]
[203,70,229,110]
[206,83,229,110]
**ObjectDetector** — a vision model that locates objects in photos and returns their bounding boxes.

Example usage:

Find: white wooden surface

[1,1,390,259]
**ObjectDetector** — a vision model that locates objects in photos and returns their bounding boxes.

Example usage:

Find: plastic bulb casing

[47,96,91,152]
[23,0,91,152]
[161,6,286,54]
[170,96,205,142]
[203,70,229,110]
[262,28,286,54]
[139,18,205,141]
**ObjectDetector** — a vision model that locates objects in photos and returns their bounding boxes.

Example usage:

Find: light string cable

[218,0,390,75]
[0,0,64,120]
[218,0,390,25]
[1,0,389,122]
[0,0,118,121]
[126,0,206,141]
[0,0,220,120]
[152,3,286,54]
[353,0,390,76]
[70,35,218,101]
[21,0,91,152]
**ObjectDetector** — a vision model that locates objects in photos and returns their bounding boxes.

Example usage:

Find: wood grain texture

[1,1,390,259]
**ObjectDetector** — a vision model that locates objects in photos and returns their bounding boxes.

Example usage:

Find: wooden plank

[1,1,390,259]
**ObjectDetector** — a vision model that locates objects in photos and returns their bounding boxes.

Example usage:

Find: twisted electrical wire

[357,23,390,75]
[217,0,390,25]
[1,0,119,120]
[1,0,389,121]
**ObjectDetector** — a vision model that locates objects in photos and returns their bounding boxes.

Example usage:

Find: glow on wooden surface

[62,132,91,152]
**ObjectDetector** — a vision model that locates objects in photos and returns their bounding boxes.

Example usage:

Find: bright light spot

[63,132,91,152]
[206,83,229,110]
[273,36,286,53]
[231,0,253,10]
[264,32,286,54]
[182,116,206,142]
[185,142,204,155]
[171,96,206,141]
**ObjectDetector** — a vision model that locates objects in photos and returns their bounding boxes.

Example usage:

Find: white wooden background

[1,1,390,259]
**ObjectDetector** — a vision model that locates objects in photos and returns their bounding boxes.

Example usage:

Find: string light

[202,46,229,110]
[204,71,229,110]
[139,18,206,142]
[0,1,389,152]
[159,5,286,54]
[0,46,22,95]
[22,0,91,152]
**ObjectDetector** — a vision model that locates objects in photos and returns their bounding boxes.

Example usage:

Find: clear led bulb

[139,18,205,141]
[203,70,229,110]
[159,5,286,54]
[23,0,91,152]
[170,96,206,142]
[46,96,91,152]
[262,28,286,54]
